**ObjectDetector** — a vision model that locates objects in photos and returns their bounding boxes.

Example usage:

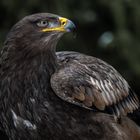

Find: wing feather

[51,52,139,117]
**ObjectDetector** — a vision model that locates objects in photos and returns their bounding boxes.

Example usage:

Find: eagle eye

[36,20,48,27]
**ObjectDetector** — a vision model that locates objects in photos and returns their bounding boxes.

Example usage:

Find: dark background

[0,0,140,139]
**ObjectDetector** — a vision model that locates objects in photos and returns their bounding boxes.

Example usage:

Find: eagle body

[0,51,118,140]
[0,13,139,140]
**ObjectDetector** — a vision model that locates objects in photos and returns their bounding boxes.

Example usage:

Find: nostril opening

[62,22,65,25]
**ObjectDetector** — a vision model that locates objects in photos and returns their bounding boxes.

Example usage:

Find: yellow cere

[42,17,68,32]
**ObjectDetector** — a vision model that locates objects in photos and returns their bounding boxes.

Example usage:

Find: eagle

[0,13,139,140]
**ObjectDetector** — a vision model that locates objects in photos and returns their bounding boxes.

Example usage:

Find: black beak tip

[64,20,76,33]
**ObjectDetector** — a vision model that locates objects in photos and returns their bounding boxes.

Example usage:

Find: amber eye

[36,20,48,27]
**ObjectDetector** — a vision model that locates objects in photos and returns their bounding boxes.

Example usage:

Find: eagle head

[4,13,76,55]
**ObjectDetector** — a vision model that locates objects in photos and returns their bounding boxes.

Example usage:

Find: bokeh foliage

[0,0,140,95]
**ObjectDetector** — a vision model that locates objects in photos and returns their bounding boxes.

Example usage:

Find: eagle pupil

[43,21,47,25]
[37,20,48,27]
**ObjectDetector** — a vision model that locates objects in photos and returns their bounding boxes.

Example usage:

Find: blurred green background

[0,0,140,97]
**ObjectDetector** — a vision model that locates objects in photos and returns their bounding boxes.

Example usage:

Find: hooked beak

[42,17,76,33]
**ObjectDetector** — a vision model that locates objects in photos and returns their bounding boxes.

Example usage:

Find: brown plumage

[51,51,139,117]
[0,13,139,140]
